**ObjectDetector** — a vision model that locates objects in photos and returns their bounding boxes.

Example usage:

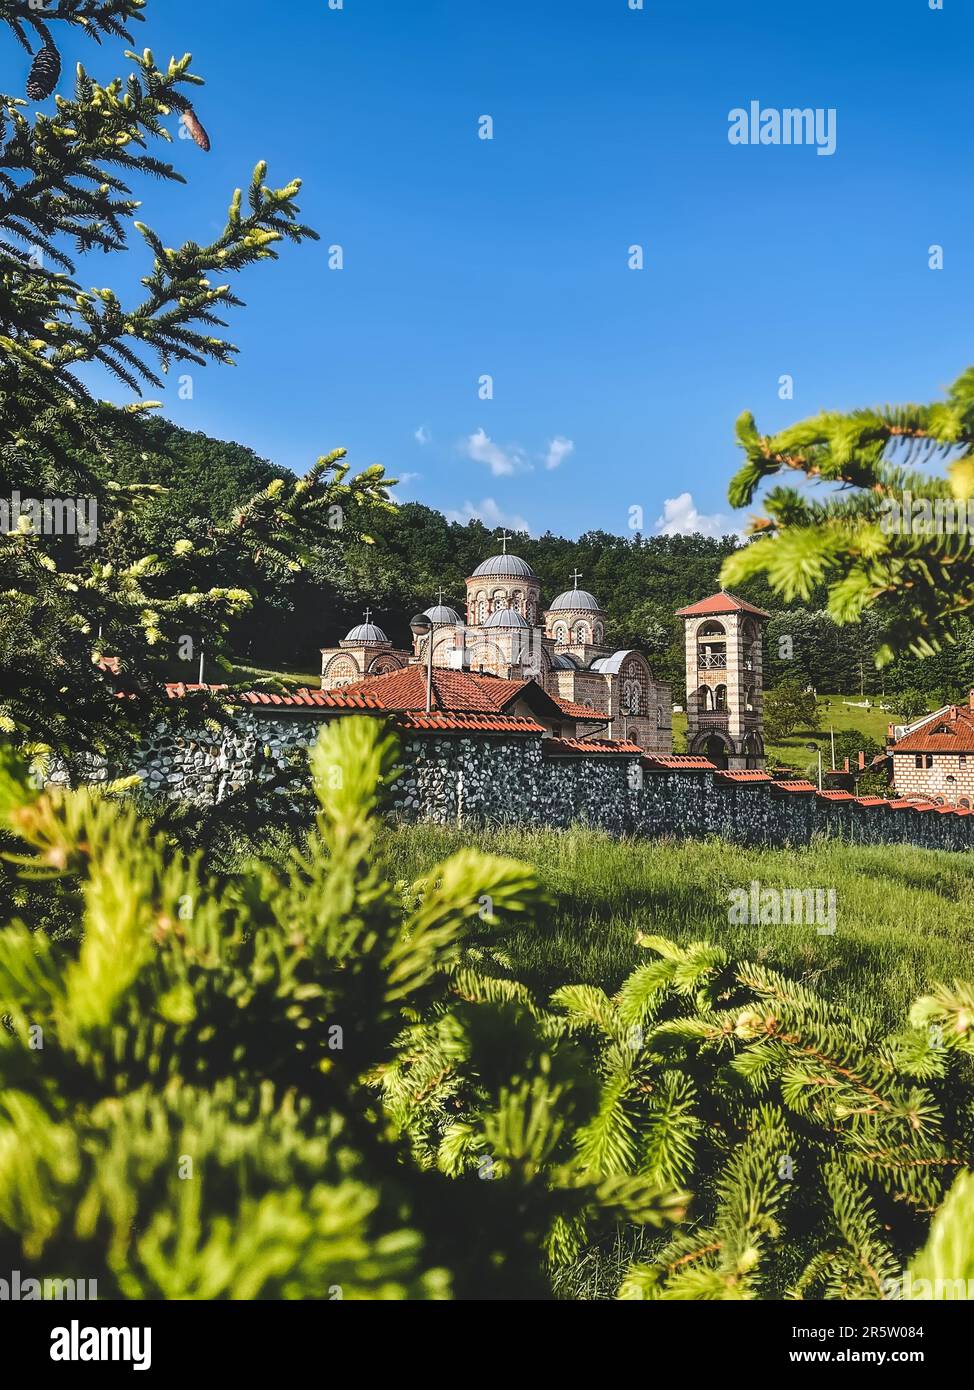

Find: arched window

[622,678,641,715]
[715,684,728,712]
[700,685,715,712]
[511,590,523,613]
[554,623,568,643]
[574,623,589,643]
[593,623,603,645]
[697,621,727,670]
[492,590,505,612]
[745,685,755,712]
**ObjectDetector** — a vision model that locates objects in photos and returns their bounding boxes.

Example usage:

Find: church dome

[344,622,388,643]
[548,588,601,611]
[483,607,530,628]
[472,553,537,579]
[424,605,463,625]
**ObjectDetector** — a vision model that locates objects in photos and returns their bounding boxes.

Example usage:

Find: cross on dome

[436,586,447,605]
[363,607,372,625]
[497,530,511,554]
[571,569,583,588]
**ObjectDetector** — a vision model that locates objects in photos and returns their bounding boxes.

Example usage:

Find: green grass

[376,822,974,1030]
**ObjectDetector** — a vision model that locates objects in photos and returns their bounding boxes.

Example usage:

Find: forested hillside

[107,418,974,701]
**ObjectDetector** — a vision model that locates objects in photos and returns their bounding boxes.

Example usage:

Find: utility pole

[830,725,836,771]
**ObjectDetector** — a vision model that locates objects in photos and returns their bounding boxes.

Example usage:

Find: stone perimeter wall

[115,711,974,854]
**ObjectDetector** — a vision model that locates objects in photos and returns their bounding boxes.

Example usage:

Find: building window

[961,756,968,767]
[915,754,933,769]
[622,678,641,715]
[715,684,728,712]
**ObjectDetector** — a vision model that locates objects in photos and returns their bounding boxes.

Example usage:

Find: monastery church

[319,535,769,769]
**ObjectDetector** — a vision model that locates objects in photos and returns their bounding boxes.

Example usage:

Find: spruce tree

[0,0,392,770]
[723,366,974,669]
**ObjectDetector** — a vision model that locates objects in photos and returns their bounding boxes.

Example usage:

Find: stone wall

[119,710,974,853]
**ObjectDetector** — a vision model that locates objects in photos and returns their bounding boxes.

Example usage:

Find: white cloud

[655,492,742,538]
[463,427,528,477]
[543,435,575,471]
[397,471,421,487]
[414,425,431,445]
[445,497,533,537]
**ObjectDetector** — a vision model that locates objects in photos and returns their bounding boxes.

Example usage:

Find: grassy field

[376,823,974,1030]
[673,692,903,772]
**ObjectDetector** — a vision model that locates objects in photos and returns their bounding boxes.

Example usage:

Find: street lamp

[806,741,823,791]
[410,612,433,714]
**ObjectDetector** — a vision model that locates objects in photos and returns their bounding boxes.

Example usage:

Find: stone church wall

[114,711,974,854]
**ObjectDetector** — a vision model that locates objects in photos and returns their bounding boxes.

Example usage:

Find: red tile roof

[817,790,855,802]
[551,696,608,721]
[641,754,718,770]
[892,705,974,754]
[773,780,818,794]
[339,664,606,725]
[716,770,774,784]
[163,683,384,710]
[675,591,770,619]
[394,712,545,735]
[543,736,643,757]
[339,665,556,715]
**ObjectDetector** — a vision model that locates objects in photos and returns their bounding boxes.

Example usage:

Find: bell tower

[676,592,768,770]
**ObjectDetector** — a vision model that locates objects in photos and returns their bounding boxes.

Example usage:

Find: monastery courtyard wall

[123,710,974,854]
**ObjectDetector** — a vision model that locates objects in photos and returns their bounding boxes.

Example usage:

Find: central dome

[471,553,536,579]
[548,588,601,611]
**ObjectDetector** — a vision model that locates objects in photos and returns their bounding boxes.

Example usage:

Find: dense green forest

[108,416,974,702]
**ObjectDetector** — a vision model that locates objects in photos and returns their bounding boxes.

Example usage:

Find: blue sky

[48,0,974,540]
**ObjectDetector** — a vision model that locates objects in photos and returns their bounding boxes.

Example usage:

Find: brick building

[890,693,974,807]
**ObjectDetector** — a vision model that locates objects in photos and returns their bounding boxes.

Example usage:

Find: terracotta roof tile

[675,591,770,619]
[773,780,818,794]
[892,706,974,754]
[551,696,608,721]
[339,665,535,714]
[641,755,717,771]
[394,712,544,735]
[543,736,642,757]
[716,770,774,784]
[163,683,383,710]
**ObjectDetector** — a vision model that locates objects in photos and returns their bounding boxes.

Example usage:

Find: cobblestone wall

[122,712,974,853]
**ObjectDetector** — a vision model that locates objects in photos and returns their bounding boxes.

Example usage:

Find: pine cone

[26,44,61,102]
[182,107,211,153]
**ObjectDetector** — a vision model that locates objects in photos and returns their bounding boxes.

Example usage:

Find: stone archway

[692,731,732,770]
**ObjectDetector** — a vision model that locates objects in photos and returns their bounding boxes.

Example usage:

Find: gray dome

[483,607,530,629]
[471,553,536,579]
[344,622,389,643]
[548,588,601,612]
[553,653,579,670]
[424,605,463,625]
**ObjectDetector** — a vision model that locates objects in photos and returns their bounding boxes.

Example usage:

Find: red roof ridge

[675,590,771,620]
